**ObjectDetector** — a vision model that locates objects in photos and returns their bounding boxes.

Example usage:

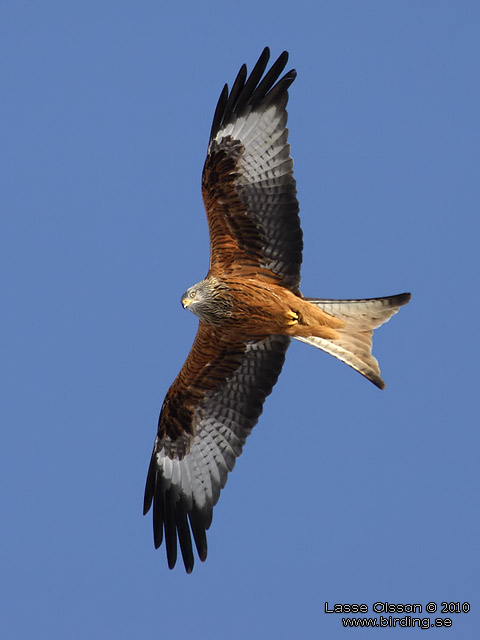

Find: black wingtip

[258,46,271,65]
[188,511,208,562]
[176,502,195,573]
[208,48,296,144]
[152,492,164,549]
[143,456,155,515]
[209,83,229,142]
[143,488,153,516]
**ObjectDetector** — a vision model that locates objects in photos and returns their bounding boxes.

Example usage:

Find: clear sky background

[2,1,479,638]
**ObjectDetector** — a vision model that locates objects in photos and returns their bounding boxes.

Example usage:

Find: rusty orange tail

[294,293,411,388]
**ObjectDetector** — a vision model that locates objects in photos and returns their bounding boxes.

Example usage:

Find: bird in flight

[143,48,410,572]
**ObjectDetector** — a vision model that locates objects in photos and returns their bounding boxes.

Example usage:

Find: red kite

[143,48,410,572]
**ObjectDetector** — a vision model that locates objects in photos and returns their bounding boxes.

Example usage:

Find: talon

[286,310,299,325]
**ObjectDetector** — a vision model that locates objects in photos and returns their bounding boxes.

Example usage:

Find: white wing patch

[215,105,292,186]
[154,413,246,511]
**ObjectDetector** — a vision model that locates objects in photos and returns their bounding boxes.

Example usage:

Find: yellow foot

[286,310,299,326]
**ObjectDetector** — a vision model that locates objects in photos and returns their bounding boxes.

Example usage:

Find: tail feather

[295,293,411,389]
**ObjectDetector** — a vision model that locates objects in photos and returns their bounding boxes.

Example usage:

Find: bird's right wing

[144,325,290,572]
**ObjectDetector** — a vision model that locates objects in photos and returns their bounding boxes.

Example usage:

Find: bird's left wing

[144,325,290,572]
[202,48,303,292]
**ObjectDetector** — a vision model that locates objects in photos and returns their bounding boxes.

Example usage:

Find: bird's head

[181,278,232,324]
[181,283,203,311]
[181,280,215,321]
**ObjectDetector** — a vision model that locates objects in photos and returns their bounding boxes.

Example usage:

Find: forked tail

[295,293,411,389]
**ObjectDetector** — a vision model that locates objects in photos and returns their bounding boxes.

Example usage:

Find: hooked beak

[182,298,192,309]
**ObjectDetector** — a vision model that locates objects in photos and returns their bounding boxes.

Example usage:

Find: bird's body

[184,275,345,340]
[143,48,411,572]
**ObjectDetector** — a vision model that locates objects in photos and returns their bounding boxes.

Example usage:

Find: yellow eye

[189,291,196,298]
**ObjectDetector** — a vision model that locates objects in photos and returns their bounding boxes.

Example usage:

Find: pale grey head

[181,277,233,325]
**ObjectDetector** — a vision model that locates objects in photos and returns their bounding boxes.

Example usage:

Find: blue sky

[1,1,479,638]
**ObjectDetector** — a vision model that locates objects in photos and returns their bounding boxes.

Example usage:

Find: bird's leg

[285,310,299,326]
